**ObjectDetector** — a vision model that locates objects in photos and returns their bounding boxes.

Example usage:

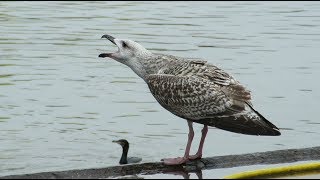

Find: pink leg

[189,125,208,160]
[163,121,194,165]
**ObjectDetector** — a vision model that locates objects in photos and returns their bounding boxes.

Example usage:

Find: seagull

[99,34,281,165]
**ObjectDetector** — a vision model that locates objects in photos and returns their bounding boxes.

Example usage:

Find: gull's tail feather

[196,103,281,136]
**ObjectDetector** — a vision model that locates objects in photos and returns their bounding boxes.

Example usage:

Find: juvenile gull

[99,34,281,165]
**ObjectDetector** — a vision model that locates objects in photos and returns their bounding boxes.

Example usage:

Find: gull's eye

[122,41,128,48]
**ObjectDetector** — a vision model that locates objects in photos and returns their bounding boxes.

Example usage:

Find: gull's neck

[124,53,156,81]
[122,52,176,82]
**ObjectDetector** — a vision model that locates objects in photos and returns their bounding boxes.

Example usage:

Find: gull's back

[144,54,280,136]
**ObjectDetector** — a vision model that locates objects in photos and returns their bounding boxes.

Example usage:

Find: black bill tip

[101,34,116,45]
[98,53,110,58]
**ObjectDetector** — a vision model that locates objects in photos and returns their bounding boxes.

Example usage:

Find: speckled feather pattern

[147,74,232,120]
[140,53,280,136]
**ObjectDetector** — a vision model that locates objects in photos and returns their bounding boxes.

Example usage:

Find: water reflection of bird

[100,34,281,166]
[112,139,142,165]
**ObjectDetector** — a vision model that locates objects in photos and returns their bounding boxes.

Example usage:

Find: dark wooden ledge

[2,146,320,179]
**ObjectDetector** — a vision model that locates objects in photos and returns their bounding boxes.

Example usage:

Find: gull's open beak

[101,34,116,45]
[99,34,117,58]
[98,53,111,58]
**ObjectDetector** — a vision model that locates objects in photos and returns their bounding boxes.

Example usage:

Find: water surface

[0,1,320,178]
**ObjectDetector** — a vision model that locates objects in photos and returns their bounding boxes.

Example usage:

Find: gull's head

[98,34,151,62]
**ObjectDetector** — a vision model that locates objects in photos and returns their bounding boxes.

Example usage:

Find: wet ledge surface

[1,146,320,179]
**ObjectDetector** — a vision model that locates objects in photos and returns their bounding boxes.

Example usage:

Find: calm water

[1,1,320,178]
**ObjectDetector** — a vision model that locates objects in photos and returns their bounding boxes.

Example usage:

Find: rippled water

[1,1,320,178]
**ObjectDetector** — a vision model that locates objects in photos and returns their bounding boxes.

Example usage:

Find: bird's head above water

[99,34,152,62]
[112,139,129,148]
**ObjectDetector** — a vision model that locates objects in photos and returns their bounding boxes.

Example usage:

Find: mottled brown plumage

[145,56,279,136]
[99,35,280,165]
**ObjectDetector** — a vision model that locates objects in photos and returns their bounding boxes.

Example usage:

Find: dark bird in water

[100,34,281,165]
[112,139,142,165]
